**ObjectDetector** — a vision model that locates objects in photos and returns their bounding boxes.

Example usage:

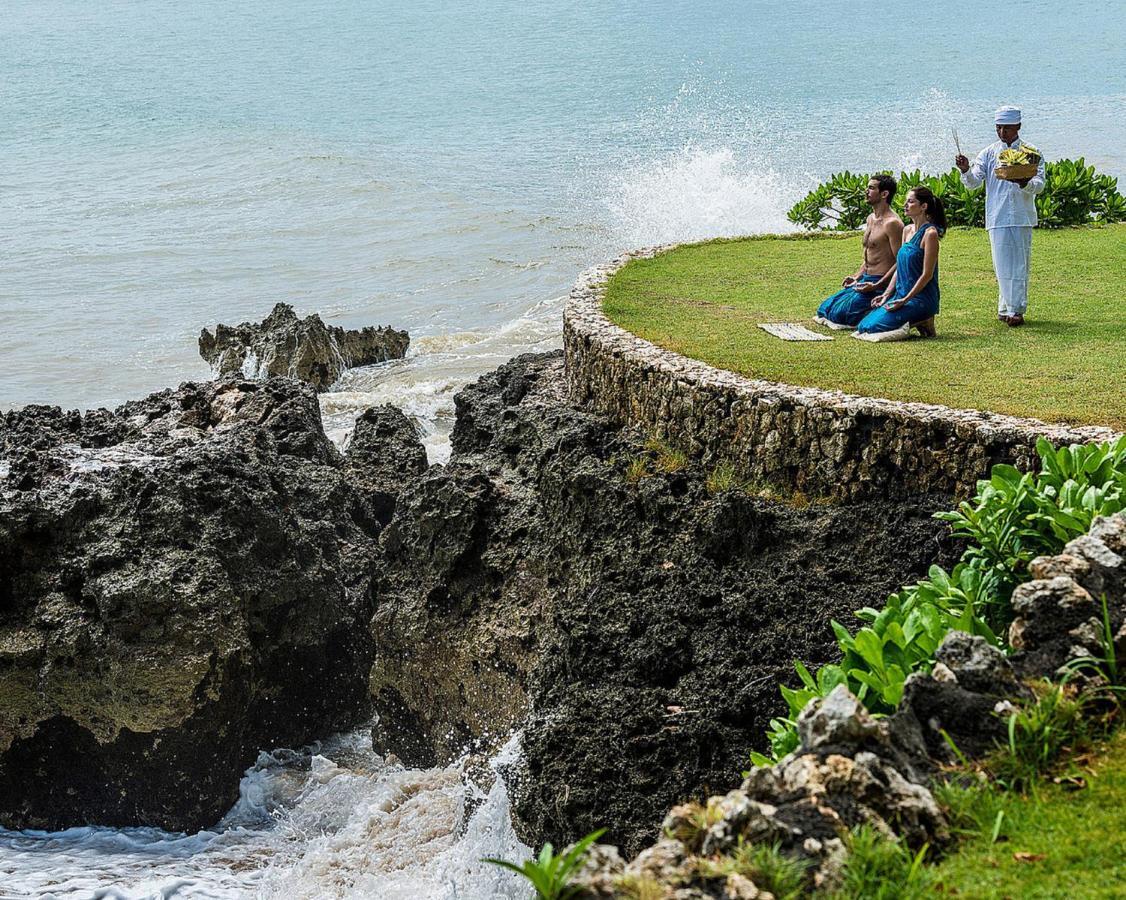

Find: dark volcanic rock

[199,302,409,391]
[373,351,960,855]
[0,378,420,831]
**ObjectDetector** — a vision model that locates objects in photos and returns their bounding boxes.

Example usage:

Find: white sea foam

[321,315,561,464]
[239,351,261,380]
[605,146,798,247]
[0,729,532,900]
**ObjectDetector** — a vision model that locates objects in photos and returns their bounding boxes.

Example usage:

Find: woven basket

[996,163,1039,181]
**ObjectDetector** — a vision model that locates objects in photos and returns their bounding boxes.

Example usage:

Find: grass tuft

[829,826,936,900]
[695,840,808,900]
[644,436,688,474]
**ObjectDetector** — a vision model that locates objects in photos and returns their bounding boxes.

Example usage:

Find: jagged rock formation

[0,380,424,831]
[199,302,409,391]
[569,639,1022,897]
[372,351,961,854]
[1009,514,1126,679]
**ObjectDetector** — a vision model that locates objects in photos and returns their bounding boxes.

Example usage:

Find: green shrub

[937,436,1126,630]
[1038,158,1126,227]
[753,436,1126,764]
[787,170,872,231]
[483,828,605,900]
[787,161,1125,231]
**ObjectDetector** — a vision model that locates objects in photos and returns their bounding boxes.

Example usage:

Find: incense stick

[952,127,963,157]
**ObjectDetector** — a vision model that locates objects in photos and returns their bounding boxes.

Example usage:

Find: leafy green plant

[751,562,1000,763]
[1037,158,1126,227]
[787,170,873,230]
[753,436,1126,763]
[788,161,1124,230]
[937,436,1126,630]
[829,826,935,900]
[483,828,606,900]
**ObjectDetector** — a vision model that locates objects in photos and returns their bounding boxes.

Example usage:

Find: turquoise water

[0,2,1123,896]
[2,0,1123,421]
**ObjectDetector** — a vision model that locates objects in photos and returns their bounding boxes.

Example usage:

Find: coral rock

[199,302,408,391]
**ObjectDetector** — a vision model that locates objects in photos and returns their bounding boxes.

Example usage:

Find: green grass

[603,226,1126,429]
[931,730,1126,898]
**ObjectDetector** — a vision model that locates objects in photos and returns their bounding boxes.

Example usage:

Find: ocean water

[1,0,1123,895]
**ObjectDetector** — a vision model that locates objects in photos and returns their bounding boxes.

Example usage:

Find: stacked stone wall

[564,248,1120,501]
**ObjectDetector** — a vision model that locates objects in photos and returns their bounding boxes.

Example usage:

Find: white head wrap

[994,105,1021,125]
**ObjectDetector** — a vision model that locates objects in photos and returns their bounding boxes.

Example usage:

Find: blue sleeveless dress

[856,223,940,334]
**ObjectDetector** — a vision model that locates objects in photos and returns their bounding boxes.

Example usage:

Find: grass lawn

[602,225,1126,429]
[932,731,1126,898]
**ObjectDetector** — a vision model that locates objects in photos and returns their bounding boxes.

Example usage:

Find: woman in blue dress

[854,186,946,341]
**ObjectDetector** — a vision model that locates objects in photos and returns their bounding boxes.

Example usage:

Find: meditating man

[813,174,903,329]
[956,105,1045,327]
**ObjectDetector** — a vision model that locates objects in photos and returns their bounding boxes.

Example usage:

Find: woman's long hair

[910,186,947,237]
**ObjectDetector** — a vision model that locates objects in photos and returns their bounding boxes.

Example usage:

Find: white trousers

[988,226,1033,316]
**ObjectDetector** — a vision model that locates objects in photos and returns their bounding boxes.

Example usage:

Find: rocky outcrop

[570,517,1126,898]
[199,302,409,391]
[1009,513,1126,680]
[0,379,424,831]
[571,635,1024,897]
[371,351,962,854]
[564,251,1121,502]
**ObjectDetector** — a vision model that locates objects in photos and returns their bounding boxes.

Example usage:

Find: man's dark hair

[873,173,897,204]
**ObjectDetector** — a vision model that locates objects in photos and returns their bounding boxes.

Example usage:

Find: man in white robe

[956,105,1046,327]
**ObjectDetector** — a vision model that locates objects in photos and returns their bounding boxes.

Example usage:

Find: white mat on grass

[758,323,833,341]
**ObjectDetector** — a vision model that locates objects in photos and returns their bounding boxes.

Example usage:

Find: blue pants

[816,274,883,327]
[856,296,937,333]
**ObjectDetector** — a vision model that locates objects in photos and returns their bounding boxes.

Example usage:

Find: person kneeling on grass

[854,186,945,342]
[813,175,903,329]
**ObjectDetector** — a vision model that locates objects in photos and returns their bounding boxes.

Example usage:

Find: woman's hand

[884,297,907,311]
[872,294,890,308]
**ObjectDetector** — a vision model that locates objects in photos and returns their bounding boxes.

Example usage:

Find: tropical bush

[754,436,1126,764]
[787,159,1125,231]
[937,436,1126,631]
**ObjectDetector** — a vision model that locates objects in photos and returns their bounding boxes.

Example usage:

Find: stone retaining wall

[563,247,1121,501]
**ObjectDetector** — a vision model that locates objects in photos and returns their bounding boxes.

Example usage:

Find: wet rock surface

[199,302,409,391]
[0,378,420,831]
[373,350,960,854]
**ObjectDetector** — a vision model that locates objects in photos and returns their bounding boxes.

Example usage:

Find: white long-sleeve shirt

[960,139,1046,229]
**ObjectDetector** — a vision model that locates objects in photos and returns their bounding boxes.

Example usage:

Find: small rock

[797,685,887,751]
[935,632,1021,696]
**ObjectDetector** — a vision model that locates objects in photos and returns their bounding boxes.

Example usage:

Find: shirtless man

[814,175,905,329]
